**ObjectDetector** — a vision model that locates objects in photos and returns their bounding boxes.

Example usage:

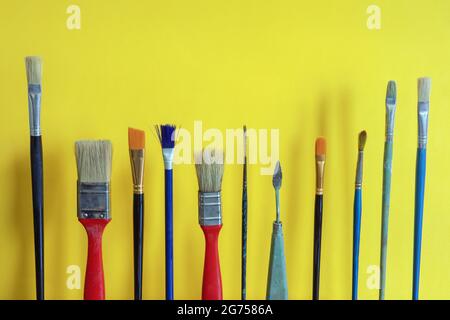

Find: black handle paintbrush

[241,125,248,300]
[26,56,44,300]
[313,137,326,300]
[128,128,145,300]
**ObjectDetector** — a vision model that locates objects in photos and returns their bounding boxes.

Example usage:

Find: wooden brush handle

[201,225,223,300]
[79,218,110,300]
[380,139,393,299]
[165,169,174,300]
[30,135,44,300]
[133,193,144,300]
[352,189,362,300]
[413,148,426,300]
[313,194,323,300]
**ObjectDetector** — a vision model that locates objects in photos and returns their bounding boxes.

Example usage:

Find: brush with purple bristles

[155,124,176,300]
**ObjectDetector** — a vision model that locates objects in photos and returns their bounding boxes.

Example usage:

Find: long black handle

[313,194,323,300]
[241,160,247,300]
[30,136,44,300]
[133,193,144,300]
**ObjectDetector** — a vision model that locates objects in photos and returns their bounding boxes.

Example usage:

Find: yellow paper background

[0,0,448,300]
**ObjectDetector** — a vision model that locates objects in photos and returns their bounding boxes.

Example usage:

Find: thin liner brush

[352,131,367,300]
[75,140,112,300]
[25,56,44,300]
[195,149,224,300]
[266,161,288,300]
[313,137,326,300]
[241,126,248,300]
[156,124,176,300]
[413,77,431,300]
[128,128,145,300]
[379,80,397,300]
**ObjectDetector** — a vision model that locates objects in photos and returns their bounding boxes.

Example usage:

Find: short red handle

[79,219,110,300]
[201,225,223,300]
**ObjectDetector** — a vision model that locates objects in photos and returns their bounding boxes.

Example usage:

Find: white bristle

[25,56,42,85]
[75,140,112,183]
[418,77,431,103]
[195,149,224,192]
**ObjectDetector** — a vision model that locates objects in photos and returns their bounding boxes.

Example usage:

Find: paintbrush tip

[386,80,396,104]
[272,161,282,189]
[155,124,176,149]
[418,77,431,103]
[25,56,42,86]
[128,127,145,150]
[358,131,367,151]
[75,140,112,183]
[315,137,326,156]
[195,148,224,192]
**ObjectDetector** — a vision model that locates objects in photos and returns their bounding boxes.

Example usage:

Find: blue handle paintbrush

[352,131,366,300]
[156,124,177,300]
[413,77,431,300]
[379,81,397,300]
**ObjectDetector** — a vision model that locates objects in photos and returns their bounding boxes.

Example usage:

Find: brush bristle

[315,137,326,156]
[386,80,396,104]
[418,77,431,103]
[358,131,367,151]
[75,140,112,183]
[155,124,176,148]
[128,128,145,150]
[25,56,42,85]
[195,149,224,192]
[272,161,282,189]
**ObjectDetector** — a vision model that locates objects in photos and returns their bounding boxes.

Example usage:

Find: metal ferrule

[198,191,222,226]
[129,149,145,194]
[28,84,42,136]
[385,103,396,141]
[162,148,174,170]
[355,151,364,189]
[315,156,325,195]
[77,182,111,219]
[418,102,429,148]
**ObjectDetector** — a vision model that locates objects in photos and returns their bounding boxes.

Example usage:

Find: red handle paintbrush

[75,140,112,300]
[195,148,224,300]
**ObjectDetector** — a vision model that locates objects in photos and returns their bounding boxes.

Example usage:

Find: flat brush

[413,77,431,300]
[75,140,112,300]
[379,80,397,300]
[128,128,145,300]
[195,149,224,300]
[266,161,288,300]
[241,125,248,300]
[352,131,367,300]
[156,124,176,300]
[25,56,44,300]
[313,137,326,300]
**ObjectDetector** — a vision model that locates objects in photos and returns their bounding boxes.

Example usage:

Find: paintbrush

[195,148,224,300]
[413,77,431,300]
[241,125,248,300]
[266,160,288,300]
[156,124,176,300]
[25,56,44,300]
[128,128,145,300]
[353,131,367,300]
[75,140,112,300]
[379,80,397,300]
[313,137,326,300]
